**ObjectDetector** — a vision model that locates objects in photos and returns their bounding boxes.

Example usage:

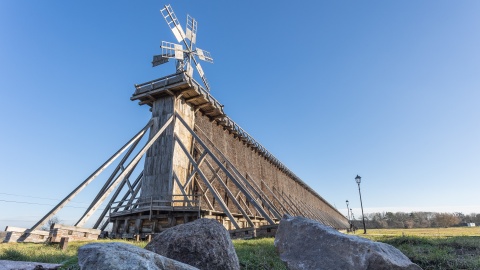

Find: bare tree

[41,216,61,231]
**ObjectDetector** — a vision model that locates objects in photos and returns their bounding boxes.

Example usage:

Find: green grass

[0,238,284,270]
[0,240,147,270]
[354,228,480,270]
[353,227,480,238]
[378,236,480,270]
[1,228,480,270]
[233,238,286,270]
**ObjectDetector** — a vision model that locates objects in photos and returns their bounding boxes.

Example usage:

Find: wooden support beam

[81,132,145,224]
[274,188,298,216]
[195,181,214,210]
[93,172,143,230]
[194,102,211,112]
[76,155,141,227]
[194,127,282,221]
[124,171,136,194]
[204,160,255,228]
[238,196,254,217]
[295,197,320,220]
[172,172,192,207]
[260,179,290,216]
[124,180,142,211]
[244,173,282,220]
[175,113,276,225]
[283,192,305,217]
[139,100,152,106]
[109,173,143,215]
[184,95,201,102]
[312,208,329,226]
[173,133,240,230]
[176,92,185,100]
[210,114,226,120]
[75,115,174,227]
[30,120,152,231]
[183,151,208,189]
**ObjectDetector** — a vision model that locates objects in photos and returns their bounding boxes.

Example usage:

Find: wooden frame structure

[16,72,347,241]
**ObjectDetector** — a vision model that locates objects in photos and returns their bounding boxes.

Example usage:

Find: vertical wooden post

[112,219,119,237]
[59,237,69,251]
[123,219,130,236]
[134,219,142,235]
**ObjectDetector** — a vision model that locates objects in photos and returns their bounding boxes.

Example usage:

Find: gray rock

[0,260,61,270]
[275,215,423,270]
[78,242,199,270]
[145,218,239,270]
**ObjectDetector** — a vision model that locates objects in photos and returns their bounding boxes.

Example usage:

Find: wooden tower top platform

[132,72,225,119]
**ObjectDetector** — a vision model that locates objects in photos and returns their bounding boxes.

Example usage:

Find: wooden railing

[109,195,201,218]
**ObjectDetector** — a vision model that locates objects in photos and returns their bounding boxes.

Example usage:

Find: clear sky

[1,1,479,230]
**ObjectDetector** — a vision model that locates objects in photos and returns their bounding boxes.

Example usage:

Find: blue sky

[1,1,479,230]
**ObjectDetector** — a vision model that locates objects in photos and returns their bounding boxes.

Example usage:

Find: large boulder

[145,218,239,270]
[78,242,199,270]
[275,215,422,270]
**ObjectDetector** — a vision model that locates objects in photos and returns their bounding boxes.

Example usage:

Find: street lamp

[346,200,351,233]
[355,175,367,234]
[346,200,350,222]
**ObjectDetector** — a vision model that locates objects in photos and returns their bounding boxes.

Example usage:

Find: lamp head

[355,175,361,184]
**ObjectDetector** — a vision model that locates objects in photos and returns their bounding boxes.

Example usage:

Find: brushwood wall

[194,112,348,229]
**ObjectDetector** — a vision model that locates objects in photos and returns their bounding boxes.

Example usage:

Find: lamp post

[346,200,351,232]
[355,175,367,234]
[346,200,350,221]
[350,209,356,233]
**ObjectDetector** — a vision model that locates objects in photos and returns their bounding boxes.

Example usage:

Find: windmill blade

[196,62,204,77]
[161,41,184,60]
[152,55,170,67]
[160,5,186,43]
[186,15,197,45]
[194,61,210,91]
[185,62,194,77]
[196,48,213,63]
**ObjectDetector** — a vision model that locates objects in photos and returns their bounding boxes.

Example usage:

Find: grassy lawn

[0,227,479,269]
[0,238,283,270]
[353,227,480,270]
[0,240,146,270]
[352,227,480,238]
[234,238,286,270]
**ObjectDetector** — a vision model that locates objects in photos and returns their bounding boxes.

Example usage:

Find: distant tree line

[350,212,480,229]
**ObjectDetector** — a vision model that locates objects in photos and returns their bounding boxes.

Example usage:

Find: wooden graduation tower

[14,4,348,241]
